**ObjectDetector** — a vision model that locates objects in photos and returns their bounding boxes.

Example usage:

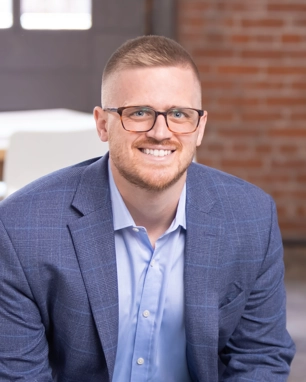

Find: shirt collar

[108,160,186,231]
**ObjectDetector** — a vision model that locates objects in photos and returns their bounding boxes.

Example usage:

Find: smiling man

[0,36,295,381]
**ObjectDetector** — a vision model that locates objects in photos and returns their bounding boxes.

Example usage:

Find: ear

[196,111,207,147]
[93,106,109,142]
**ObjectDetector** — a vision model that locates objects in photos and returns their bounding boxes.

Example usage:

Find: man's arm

[219,198,295,381]
[0,219,53,381]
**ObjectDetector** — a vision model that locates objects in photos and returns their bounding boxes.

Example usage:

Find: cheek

[108,130,132,154]
[182,137,198,151]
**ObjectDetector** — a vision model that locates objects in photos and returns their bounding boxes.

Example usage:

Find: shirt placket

[130,241,163,380]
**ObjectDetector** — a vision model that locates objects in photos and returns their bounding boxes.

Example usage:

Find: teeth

[142,149,172,157]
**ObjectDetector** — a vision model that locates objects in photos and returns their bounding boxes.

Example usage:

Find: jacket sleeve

[0,219,53,381]
[219,198,296,381]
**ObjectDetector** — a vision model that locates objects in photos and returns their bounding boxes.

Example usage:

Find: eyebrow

[125,105,192,110]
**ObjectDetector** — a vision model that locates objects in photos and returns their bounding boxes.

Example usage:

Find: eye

[168,109,187,119]
[134,110,146,117]
[127,107,153,119]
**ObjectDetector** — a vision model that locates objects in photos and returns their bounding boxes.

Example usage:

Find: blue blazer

[0,154,295,381]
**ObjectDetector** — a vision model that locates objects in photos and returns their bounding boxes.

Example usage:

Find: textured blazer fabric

[0,154,295,381]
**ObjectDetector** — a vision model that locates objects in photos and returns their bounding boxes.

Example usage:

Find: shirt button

[150,259,155,267]
[132,227,139,232]
[137,357,144,365]
[143,310,150,318]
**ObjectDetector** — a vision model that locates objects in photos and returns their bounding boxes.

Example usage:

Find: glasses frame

[104,106,204,134]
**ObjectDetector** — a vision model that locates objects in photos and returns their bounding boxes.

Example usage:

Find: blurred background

[0,1,305,380]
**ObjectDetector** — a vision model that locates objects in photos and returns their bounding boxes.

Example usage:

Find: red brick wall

[177,0,306,241]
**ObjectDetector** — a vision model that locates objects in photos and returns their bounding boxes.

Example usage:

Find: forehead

[102,66,202,108]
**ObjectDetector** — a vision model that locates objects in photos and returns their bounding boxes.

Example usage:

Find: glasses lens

[167,108,199,133]
[121,107,155,132]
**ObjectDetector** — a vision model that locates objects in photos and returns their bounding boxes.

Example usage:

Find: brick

[255,145,273,153]
[296,206,306,217]
[206,143,224,152]
[276,205,288,219]
[244,50,306,60]
[282,34,303,43]
[218,66,260,74]
[278,221,306,238]
[241,112,281,121]
[217,2,247,11]
[218,128,259,138]
[232,144,249,152]
[220,159,263,168]
[268,4,306,12]
[218,97,259,106]
[207,112,234,121]
[266,97,306,106]
[255,35,275,43]
[279,145,298,153]
[241,50,283,59]
[272,160,306,170]
[262,175,291,183]
[193,49,234,58]
[222,18,236,27]
[245,81,283,90]
[205,33,226,43]
[180,24,205,35]
[287,51,306,59]
[290,116,306,124]
[178,34,204,43]
[184,18,206,27]
[295,18,306,26]
[291,82,306,89]
[201,96,211,105]
[272,190,306,199]
[268,67,306,75]
[241,19,284,27]
[197,65,211,73]
[231,35,250,43]
[195,156,216,168]
[201,81,233,89]
[297,175,306,182]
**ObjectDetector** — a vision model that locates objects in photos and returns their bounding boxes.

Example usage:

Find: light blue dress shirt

[108,163,191,382]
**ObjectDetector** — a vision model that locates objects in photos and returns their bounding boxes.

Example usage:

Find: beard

[109,137,194,192]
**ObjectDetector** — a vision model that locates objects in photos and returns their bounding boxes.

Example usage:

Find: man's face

[94,65,207,192]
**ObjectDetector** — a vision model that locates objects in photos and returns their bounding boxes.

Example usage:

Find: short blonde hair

[102,35,200,84]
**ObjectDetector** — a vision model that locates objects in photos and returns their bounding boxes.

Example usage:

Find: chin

[121,167,186,192]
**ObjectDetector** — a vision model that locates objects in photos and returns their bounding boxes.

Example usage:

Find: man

[0,36,295,381]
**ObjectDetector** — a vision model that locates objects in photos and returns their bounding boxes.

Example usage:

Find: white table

[0,108,97,154]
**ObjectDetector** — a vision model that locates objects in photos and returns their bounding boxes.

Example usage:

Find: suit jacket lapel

[68,154,118,381]
[185,164,223,382]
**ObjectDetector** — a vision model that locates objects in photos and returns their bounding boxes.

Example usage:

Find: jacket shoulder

[187,163,274,220]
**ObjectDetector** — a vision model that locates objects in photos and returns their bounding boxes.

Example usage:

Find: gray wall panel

[0,32,91,69]
[0,72,91,112]
[92,0,145,31]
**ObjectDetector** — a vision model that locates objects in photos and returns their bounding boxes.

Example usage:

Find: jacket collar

[71,153,111,215]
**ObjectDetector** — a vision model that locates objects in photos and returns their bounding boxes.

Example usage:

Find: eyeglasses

[104,106,204,134]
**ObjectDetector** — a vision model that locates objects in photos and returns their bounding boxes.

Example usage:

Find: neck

[111,166,186,247]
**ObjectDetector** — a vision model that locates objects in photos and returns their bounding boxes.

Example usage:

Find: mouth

[140,148,173,157]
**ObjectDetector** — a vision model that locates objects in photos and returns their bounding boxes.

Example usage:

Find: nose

[145,113,173,141]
